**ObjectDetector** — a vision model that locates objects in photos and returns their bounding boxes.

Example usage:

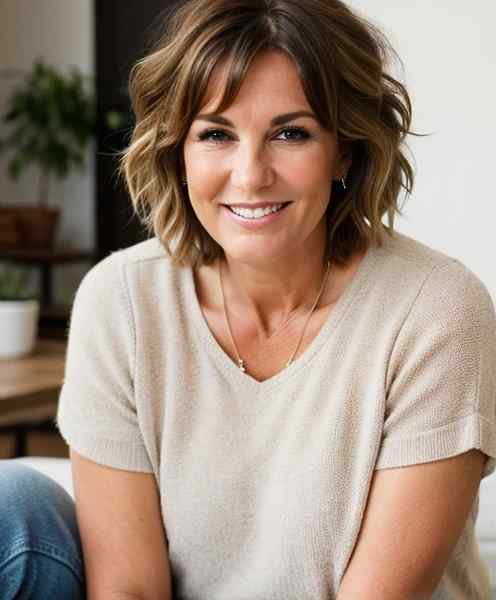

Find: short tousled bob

[119,0,420,269]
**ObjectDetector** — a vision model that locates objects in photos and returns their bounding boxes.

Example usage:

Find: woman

[1,0,495,598]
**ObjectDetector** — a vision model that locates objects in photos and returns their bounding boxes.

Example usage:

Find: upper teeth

[229,203,284,218]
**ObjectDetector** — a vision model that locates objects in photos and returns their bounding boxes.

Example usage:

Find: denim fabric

[0,460,86,599]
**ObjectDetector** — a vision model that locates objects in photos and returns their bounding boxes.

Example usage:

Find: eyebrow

[194,110,317,127]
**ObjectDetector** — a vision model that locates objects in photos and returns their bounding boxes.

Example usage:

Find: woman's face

[182,50,350,267]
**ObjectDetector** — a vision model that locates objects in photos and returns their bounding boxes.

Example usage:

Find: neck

[219,248,332,339]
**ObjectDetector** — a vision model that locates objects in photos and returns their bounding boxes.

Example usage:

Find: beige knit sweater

[56,230,496,599]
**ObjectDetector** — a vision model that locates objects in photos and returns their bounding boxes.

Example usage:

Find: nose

[230,143,275,192]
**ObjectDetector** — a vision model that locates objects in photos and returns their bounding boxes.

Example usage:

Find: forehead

[198,49,311,115]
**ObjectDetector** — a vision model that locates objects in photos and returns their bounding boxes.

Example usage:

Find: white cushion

[477,474,496,538]
[477,474,496,587]
[12,456,74,499]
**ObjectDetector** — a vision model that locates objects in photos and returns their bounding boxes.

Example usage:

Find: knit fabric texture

[56,230,496,599]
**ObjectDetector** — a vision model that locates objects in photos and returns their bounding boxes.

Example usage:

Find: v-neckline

[186,243,380,395]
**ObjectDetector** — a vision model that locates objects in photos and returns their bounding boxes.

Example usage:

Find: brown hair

[119,0,421,268]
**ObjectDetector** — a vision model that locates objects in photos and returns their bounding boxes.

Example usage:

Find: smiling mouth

[223,202,291,210]
[223,202,292,221]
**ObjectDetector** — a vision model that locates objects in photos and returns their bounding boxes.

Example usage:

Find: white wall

[0,0,94,304]
[347,0,495,293]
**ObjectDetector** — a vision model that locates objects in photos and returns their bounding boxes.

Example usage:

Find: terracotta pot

[0,204,60,250]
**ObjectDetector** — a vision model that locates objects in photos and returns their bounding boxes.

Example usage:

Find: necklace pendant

[238,358,246,372]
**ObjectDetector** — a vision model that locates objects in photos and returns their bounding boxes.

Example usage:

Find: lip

[223,202,290,209]
[223,202,290,230]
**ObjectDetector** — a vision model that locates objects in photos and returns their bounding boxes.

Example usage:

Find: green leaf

[7,155,24,178]
[0,265,34,299]
[0,57,96,185]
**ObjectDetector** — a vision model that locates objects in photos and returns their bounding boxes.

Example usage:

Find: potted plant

[0,58,96,249]
[0,263,39,358]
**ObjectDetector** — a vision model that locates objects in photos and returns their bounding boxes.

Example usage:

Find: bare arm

[337,449,487,600]
[70,448,173,600]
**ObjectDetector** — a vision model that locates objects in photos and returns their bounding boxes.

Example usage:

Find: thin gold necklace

[219,259,332,373]
[263,303,304,341]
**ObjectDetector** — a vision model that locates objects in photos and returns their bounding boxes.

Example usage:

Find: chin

[223,246,288,265]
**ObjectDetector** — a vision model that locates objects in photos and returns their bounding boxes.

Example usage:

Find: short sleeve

[55,252,153,472]
[375,259,496,480]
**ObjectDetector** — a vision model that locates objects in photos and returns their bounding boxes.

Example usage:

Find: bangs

[183,9,337,133]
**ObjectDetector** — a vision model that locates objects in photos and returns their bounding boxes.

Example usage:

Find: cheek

[188,190,223,236]
[187,155,224,202]
[283,149,335,190]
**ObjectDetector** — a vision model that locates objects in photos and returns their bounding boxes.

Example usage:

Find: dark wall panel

[94,1,181,259]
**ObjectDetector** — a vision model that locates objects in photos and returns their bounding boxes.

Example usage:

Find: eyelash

[197,126,311,144]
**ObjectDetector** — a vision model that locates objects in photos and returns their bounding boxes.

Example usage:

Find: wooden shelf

[0,338,67,404]
[0,338,67,457]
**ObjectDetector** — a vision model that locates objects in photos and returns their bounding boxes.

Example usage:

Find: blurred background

[0,0,180,458]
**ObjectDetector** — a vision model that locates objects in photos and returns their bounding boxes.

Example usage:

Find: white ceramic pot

[0,299,39,359]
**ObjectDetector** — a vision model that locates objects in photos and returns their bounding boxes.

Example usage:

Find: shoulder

[377,234,496,384]
[88,237,168,276]
[376,230,494,316]
[77,237,176,297]
[378,230,462,276]
[68,238,184,332]
[66,240,174,362]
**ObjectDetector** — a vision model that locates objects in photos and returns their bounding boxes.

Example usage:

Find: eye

[276,127,311,142]
[197,126,311,144]
[198,129,231,143]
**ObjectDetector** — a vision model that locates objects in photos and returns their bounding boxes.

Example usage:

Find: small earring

[341,176,347,190]
[181,178,188,187]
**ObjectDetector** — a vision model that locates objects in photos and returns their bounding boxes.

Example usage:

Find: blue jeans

[0,460,86,599]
